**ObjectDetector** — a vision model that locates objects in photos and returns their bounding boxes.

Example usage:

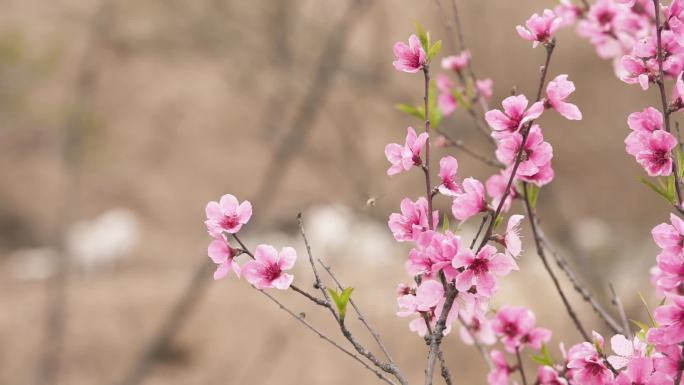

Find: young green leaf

[638,292,658,327]
[415,22,429,52]
[526,184,541,209]
[452,89,471,110]
[442,213,450,233]
[395,103,424,120]
[428,40,442,61]
[493,214,504,230]
[640,177,677,204]
[676,146,684,178]
[328,287,354,322]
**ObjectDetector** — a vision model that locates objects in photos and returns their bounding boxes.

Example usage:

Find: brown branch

[257,289,398,385]
[609,283,631,337]
[435,127,502,168]
[423,64,435,230]
[522,182,591,341]
[424,283,458,385]
[515,347,528,385]
[457,314,493,370]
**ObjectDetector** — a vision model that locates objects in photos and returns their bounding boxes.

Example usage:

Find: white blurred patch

[66,208,140,272]
[572,217,611,255]
[7,247,58,280]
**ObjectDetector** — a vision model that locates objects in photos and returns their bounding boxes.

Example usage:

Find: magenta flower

[385,127,429,176]
[451,177,487,222]
[441,50,470,72]
[545,75,582,120]
[487,350,512,385]
[614,357,671,385]
[625,107,663,157]
[566,340,614,385]
[436,75,457,116]
[492,306,551,352]
[393,34,426,73]
[635,130,677,177]
[654,250,684,294]
[388,197,438,242]
[648,296,684,346]
[406,230,465,280]
[516,9,562,48]
[438,156,461,196]
[208,236,240,280]
[453,245,518,297]
[503,214,524,259]
[495,124,553,180]
[242,244,297,290]
[654,344,683,379]
[485,95,544,138]
[205,194,253,237]
[620,54,655,90]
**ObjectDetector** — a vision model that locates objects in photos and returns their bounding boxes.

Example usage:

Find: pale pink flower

[441,50,470,72]
[486,169,518,213]
[654,251,684,294]
[652,214,684,255]
[477,78,494,101]
[614,357,671,385]
[458,297,496,346]
[495,124,553,180]
[385,127,429,176]
[635,130,677,176]
[208,236,240,280]
[205,194,253,237]
[397,279,458,337]
[503,215,524,258]
[625,107,663,156]
[620,54,655,90]
[393,34,426,73]
[487,350,512,385]
[492,306,551,352]
[672,72,684,111]
[451,177,487,222]
[388,197,438,242]
[545,75,582,120]
[453,245,518,297]
[485,95,544,138]
[438,156,460,196]
[516,9,563,48]
[554,0,582,27]
[648,296,684,346]
[242,244,296,290]
[566,340,614,385]
[607,334,647,369]
[437,75,457,116]
[654,344,683,379]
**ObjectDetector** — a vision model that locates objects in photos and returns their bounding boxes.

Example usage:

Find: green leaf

[428,40,442,61]
[629,319,650,334]
[526,183,541,209]
[531,344,554,366]
[493,214,504,230]
[395,103,424,120]
[640,177,677,204]
[638,292,658,328]
[442,213,450,233]
[328,287,354,322]
[676,146,684,179]
[415,22,429,52]
[452,89,471,110]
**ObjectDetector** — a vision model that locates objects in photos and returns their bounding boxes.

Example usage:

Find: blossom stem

[522,181,591,341]
[515,347,528,385]
[424,283,458,385]
[653,0,684,208]
[435,127,503,168]
[423,64,434,230]
[457,314,494,370]
[257,289,399,385]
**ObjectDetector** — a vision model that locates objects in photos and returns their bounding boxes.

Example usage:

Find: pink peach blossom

[208,236,240,280]
[652,214,684,255]
[566,339,614,385]
[537,366,568,385]
[385,127,429,176]
[486,169,518,213]
[441,50,470,72]
[436,75,458,116]
[477,78,494,101]
[451,177,487,222]
[607,334,647,369]
[485,95,544,138]
[545,74,582,120]
[614,357,671,385]
[648,296,684,346]
[453,245,518,297]
[406,230,465,280]
[388,197,438,242]
[495,124,553,180]
[492,306,551,352]
[487,350,513,385]
[504,215,524,258]
[205,194,253,237]
[516,9,562,48]
[635,130,677,176]
[393,34,426,73]
[242,245,297,290]
[438,156,461,196]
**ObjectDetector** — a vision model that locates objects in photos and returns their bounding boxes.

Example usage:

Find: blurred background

[0,0,674,384]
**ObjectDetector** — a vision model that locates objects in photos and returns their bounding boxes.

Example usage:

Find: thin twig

[609,283,631,337]
[470,214,490,249]
[436,350,453,385]
[424,283,457,385]
[457,314,494,370]
[297,213,331,303]
[258,289,398,385]
[423,64,435,230]
[522,182,590,341]
[515,348,528,385]
[317,258,396,364]
[435,127,502,168]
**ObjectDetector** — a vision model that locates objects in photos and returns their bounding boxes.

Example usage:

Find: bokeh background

[0,0,673,384]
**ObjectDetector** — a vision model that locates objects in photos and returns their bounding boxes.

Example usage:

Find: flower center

[263,263,282,282]
[502,322,518,338]
[469,257,489,276]
[221,214,240,229]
